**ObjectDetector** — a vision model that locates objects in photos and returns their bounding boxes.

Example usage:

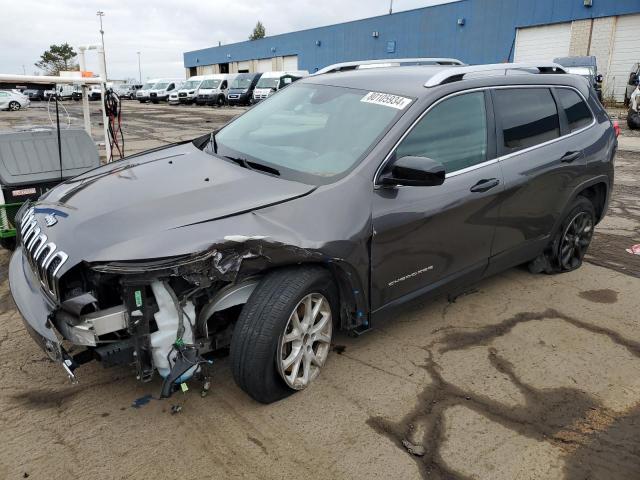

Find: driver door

[371,90,503,310]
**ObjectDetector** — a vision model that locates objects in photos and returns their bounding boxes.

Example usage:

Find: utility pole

[389,0,393,14]
[137,51,142,83]
[21,65,26,75]
[96,10,107,79]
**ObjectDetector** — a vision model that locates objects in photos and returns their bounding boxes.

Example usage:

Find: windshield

[142,82,155,89]
[256,77,279,89]
[231,77,254,89]
[212,83,408,184]
[200,79,221,89]
[566,66,594,77]
[183,80,201,89]
[153,82,169,89]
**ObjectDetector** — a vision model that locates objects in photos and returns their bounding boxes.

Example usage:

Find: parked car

[114,84,141,100]
[44,85,75,101]
[0,90,30,111]
[136,79,160,103]
[195,74,236,106]
[168,82,186,105]
[148,79,182,103]
[625,63,640,107]
[176,75,209,104]
[227,73,263,106]
[251,70,308,103]
[23,89,46,101]
[553,56,603,101]
[9,62,616,403]
[628,84,640,129]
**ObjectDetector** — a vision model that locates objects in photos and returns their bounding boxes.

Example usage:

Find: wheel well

[253,262,365,331]
[578,182,607,222]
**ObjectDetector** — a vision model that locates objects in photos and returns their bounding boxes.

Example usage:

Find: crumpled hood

[32,142,314,269]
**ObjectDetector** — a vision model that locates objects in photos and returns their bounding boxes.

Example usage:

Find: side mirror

[596,74,603,84]
[380,155,446,187]
[629,72,638,86]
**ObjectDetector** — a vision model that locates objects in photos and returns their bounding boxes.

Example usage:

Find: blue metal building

[183,0,640,100]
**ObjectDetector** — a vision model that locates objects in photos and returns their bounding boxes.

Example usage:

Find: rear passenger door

[488,86,593,271]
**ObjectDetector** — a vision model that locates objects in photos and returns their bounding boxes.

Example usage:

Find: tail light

[613,120,620,138]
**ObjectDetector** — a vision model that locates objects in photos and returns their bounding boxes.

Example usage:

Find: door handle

[470,178,500,193]
[560,151,583,163]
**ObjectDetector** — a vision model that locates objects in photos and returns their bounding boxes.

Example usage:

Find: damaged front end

[10,209,340,397]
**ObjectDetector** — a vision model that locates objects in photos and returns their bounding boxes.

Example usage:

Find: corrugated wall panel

[608,14,640,101]
[184,0,640,73]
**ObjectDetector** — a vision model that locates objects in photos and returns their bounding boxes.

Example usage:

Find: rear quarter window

[556,88,593,132]
[494,88,560,153]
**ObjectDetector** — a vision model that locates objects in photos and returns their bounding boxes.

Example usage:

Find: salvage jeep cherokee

[9,62,616,403]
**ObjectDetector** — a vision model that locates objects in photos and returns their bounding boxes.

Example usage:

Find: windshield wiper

[224,155,280,176]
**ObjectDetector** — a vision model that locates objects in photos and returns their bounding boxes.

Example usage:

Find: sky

[0,0,457,81]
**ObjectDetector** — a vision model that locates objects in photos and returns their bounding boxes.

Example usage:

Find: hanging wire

[103,88,125,161]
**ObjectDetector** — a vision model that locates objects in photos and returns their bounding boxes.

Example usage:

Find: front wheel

[8,101,20,111]
[230,266,337,404]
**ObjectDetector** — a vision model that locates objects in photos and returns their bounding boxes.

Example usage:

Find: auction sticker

[361,91,412,110]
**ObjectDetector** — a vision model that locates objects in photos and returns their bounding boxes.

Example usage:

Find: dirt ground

[0,101,639,480]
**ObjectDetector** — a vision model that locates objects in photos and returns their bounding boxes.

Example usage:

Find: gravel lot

[0,101,639,480]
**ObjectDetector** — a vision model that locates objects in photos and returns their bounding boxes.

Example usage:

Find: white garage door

[283,55,299,71]
[607,14,640,101]
[257,58,272,73]
[514,23,571,63]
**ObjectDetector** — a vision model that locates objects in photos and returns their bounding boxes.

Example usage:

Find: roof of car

[303,64,587,99]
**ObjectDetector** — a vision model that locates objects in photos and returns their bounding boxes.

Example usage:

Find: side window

[494,88,560,153]
[395,92,487,174]
[221,80,227,89]
[556,88,593,132]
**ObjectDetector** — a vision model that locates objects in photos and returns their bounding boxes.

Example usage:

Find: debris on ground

[131,394,153,409]
[402,439,426,457]
[626,244,640,255]
[170,404,183,414]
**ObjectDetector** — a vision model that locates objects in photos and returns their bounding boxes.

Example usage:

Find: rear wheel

[8,101,20,111]
[529,196,595,274]
[230,266,337,404]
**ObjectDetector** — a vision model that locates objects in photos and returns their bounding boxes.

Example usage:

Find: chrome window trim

[374,84,596,186]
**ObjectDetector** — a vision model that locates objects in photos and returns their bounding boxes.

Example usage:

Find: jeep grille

[19,207,69,301]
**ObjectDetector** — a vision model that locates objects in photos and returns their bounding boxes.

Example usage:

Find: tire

[628,109,640,130]
[0,237,16,251]
[8,101,20,111]
[230,266,337,404]
[216,94,225,107]
[528,196,595,274]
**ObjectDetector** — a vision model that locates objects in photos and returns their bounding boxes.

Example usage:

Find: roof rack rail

[314,57,465,75]
[423,62,566,88]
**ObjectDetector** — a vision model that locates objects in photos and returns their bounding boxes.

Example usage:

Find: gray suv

[9,63,616,403]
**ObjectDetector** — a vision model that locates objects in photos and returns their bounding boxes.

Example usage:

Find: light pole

[96,10,107,79]
[137,51,142,83]
[389,0,393,14]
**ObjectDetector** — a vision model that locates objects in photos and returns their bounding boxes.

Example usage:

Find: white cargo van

[195,74,237,106]
[176,75,211,104]
[251,71,308,102]
[148,78,182,103]
[136,78,160,103]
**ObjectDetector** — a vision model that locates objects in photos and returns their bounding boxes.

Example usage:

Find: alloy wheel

[559,211,593,270]
[9,101,20,111]
[277,293,332,390]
